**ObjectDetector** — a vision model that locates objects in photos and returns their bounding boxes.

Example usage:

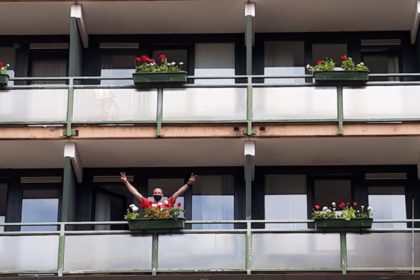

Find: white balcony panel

[64,235,152,272]
[344,85,420,119]
[347,233,412,268]
[252,233,340,270]
[73,89,157,122]
[0,235,58,272]
[158,234,245,270]
[0,89,67,122]
[163,88,247,121]
[253,87,337,120]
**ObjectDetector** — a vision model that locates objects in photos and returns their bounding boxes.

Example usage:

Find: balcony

[1,74,420,134]
[0,219,419,276]
[2,74,420,168]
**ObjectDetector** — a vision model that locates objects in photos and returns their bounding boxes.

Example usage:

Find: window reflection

[264,175,307,229]
[21,198,59,231]
[0,183,7,232]
[264,41,305,84]
[368,186,406,229]
[192,175,234,229]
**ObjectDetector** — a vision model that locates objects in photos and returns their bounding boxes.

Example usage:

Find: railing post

[57,222,65,276]
[246,80,254,136]
[337,86,344,135]
[156,88,163,137]
[65,77,76,137]
[245,221,252,275]
[340,232,348,274]
[151,233,159,275]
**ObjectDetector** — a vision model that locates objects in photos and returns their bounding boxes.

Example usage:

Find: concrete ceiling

[1,136,420,169]
[0,0,416,35]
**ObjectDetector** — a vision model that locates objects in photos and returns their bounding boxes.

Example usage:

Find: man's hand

[187,173,197,185]
[120,172,128,183]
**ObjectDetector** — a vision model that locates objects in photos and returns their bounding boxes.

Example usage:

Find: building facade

[0,0,420,279]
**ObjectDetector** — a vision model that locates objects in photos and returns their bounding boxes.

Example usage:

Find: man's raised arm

[172,173,198,200]
[120,172,144,201]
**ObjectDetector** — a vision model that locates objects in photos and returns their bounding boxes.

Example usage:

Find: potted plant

[124,202,185,231]
[132,54,187,87]
[307,55,369,85]
[0,60,9,87]
[311,201,373,230]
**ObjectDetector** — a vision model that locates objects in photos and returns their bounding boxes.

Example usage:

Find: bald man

[120,172,197,208]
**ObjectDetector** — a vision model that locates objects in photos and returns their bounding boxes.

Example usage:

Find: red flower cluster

[338,201,358,209]
[316,59,323,65]
[0,61,3,68]
[133,55,155,64]
[340,55,348,61]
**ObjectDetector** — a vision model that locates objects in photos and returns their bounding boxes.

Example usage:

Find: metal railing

[0,219,419,276]
[2,73,420,137]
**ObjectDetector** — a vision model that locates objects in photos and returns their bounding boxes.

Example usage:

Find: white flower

[359,62,364,65]
[361,205,365,209]
[322,206,328,211]
[331,202,336,207]
[179,62,184,65]
[306,64,311,69]
[6,64,10,67]
[128,204,139,212]
[332,208,336,211]
[171,62,176,65]
[151,203,157,208]
[367,206,373,212]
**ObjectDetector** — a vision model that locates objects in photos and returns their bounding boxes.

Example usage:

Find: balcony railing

[0,219,419,276]
[1,74,420,136]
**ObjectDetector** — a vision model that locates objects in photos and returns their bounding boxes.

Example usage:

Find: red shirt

[139,196,175,209]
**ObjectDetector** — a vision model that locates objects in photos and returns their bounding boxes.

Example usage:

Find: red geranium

[0,61,3,68]
[339,201,346,209]
[352,201,358,207]
[314,204,321,210]
[159,54,167,62]
[316,59,323,65]
[340,55,348,61]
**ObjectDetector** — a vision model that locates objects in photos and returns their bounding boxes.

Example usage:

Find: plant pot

[313,71,369,85]
[128,218,185,231]
[133,72,187,87]
[0,74,9,87]
[314,218,373,230]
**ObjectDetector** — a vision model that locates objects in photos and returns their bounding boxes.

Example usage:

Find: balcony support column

[69,4,88,77]
[245,2,255,76]
[62,143,83,223]
[244,140,255,220]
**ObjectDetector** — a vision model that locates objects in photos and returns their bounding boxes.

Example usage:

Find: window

[192,175,234,229]
[94,181,131,230]
[368,186,406,229]
[361,39,401,81]
[0,183,7,232]
[194,43,235,84]
[313,179,352,208]
[29,55,68,84]
[312,43,347,64]
[101,54,135,86]
[264,175,307,229]
[264,41,305,84]
[21,187,60,231]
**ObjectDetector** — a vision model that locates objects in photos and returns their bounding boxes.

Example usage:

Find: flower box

[314,218,373,230]
[132,72,187,87]
[128,218,185,231]
[313,71,369,85]
[0,74,9,87]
